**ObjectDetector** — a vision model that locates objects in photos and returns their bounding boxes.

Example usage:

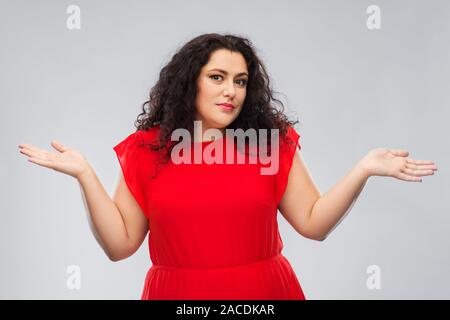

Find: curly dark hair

[134,32,300,176]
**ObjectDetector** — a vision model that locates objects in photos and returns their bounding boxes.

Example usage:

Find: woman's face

[194,49,248,139]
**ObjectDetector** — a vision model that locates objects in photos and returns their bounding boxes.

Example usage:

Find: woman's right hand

[18,140,91,180]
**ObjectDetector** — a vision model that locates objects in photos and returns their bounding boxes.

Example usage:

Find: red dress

[113,125,306,300]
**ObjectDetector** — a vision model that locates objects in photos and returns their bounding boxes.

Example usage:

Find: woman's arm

[279,148,437,241]
[307,161,369,241]
[307,148,437,240]
[18,140,147,262]
[78,166,148,261]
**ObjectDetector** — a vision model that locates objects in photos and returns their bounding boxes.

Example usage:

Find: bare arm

[18,141,148,262]
[77,166,148,262]
[307,147,438,240]
[279,147,436,242]
[307,161,369,241]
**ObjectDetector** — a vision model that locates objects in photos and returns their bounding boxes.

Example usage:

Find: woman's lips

[217,103,235,111]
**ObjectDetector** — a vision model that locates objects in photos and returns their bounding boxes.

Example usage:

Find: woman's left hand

[359,148,438,182]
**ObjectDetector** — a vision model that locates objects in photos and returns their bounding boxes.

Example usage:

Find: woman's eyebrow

[207,68,248,77]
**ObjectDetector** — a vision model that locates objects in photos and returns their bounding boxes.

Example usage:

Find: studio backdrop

[1,0,448,299]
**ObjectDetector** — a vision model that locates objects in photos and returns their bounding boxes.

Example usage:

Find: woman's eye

[210,75,247,86]
[210,75,223,81]
[237,79,248,86]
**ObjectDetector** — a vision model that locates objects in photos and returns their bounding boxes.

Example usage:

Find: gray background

[1,0,448,299]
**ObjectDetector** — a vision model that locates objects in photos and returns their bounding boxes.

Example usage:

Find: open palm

[18,140,90,179]
[360,148,438,182]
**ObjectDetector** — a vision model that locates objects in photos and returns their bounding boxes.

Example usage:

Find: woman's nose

[223,82,236,97]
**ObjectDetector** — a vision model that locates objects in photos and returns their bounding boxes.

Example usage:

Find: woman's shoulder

[285,125,300,142]
[113,125,163,157]
[276,125,300,149]
[133,124,162,144]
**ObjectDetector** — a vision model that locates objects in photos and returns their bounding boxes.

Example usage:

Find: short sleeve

[274,126,301,207]
[113,131,149,217]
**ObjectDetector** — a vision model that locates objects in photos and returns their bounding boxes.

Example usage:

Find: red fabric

[113,125,305,300]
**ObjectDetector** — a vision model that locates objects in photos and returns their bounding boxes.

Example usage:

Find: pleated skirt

[141,254,306,300]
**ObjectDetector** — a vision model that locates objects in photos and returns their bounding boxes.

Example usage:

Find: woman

[17,33,438,300]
